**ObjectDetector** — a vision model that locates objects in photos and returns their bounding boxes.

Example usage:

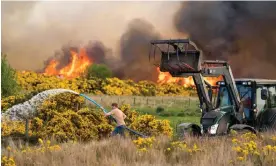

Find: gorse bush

[1,93,33,112]
[14,71,196,96]
[2,65,190,143]
[130,115,173,137]
[1,120,27,137]
[2,93,173,143]
[31,93,113,142]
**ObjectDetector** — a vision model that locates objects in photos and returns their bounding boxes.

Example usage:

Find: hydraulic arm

[149,39,241,114]
[201,60,241,110]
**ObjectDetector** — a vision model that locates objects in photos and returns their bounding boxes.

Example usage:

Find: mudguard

[229,124,257,134]
[177,123,202,137]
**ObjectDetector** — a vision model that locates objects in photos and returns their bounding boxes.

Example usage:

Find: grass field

[134,107,201,129]
[86,95,201,129]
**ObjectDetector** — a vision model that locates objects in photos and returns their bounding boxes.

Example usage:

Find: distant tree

[1,54,20,97]
[86,64,112,79]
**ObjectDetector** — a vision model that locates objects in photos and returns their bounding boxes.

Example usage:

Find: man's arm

[105,110,114,116]
[123,113,127,119]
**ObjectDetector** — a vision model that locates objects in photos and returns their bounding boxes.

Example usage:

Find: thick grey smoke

[115,19,161,81]
[174,2,276,79]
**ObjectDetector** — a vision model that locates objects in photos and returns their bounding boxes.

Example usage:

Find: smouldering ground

[2,132,276,166]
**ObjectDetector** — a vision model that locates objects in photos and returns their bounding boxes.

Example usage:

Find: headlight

[208,124,219,135]
[200,124,203,134]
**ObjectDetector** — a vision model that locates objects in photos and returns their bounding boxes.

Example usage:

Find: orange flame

[157,67,222,87]
[43,48,92,79]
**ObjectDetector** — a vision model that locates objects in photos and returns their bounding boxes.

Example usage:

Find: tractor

[148,39,276,137]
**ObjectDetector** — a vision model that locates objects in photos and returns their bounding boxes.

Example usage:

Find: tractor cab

[215,79,276,127]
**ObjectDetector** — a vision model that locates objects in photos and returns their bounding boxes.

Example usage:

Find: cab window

[268,86,276,107]
[218,87,231,107]
[256,86,267,111]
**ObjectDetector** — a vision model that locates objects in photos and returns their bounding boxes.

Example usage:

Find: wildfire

[43,48,92,79]
[157,67,222,87]
[43,47,220,87]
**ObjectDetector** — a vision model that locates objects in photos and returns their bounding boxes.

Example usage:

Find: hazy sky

[2,1,183,71]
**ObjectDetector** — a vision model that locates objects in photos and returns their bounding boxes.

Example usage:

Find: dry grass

[2,131,276,166]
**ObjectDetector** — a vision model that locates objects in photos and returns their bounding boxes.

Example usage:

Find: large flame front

[43,47,220,86]
[43,48,92,79]
[157,67,222,87]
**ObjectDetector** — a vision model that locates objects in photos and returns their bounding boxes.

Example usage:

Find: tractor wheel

[259,108,276,132]
[230,124,257,135]
[268,116,276,132]
[177,123,202,139]
[182,127,201,138]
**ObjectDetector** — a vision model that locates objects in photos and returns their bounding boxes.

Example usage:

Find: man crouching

[104,103,127,137]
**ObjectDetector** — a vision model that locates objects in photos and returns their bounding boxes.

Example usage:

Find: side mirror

[261,89,268,100]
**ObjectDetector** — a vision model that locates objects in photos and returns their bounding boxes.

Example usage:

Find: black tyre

[182,127,201,138]
[259,108,276,132]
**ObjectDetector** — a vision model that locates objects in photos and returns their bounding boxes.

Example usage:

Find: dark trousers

[111,125,126,137]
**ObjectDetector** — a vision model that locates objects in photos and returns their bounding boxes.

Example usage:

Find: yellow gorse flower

[271,136,276,142]
[231,132,276,163]
[232,138,238,144]
[38,138,44,145]
[237,156,245,161]
[133,137,156,152]
[1,156,16,166]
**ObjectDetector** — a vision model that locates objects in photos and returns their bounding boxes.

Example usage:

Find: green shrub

[156,106,165,114]
[86,64,112,79]
[1,54,20,97]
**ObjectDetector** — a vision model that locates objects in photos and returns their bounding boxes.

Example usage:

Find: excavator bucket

[149,39,202,75]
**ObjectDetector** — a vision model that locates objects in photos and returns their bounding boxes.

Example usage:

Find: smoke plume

[174,1,276,79]
[115,19,160,81]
